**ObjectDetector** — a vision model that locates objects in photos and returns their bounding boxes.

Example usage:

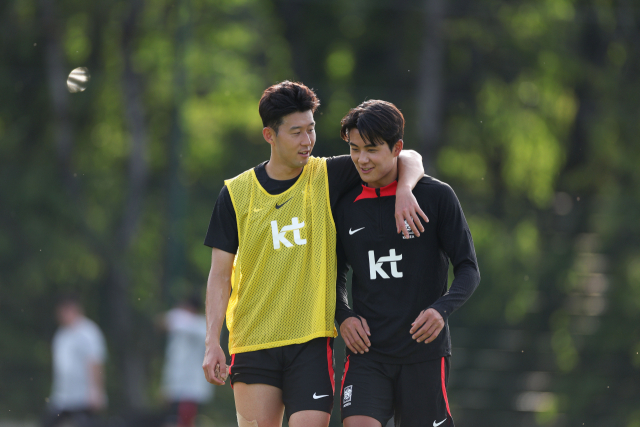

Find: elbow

[404,149,423,162]
[473,268,481,289]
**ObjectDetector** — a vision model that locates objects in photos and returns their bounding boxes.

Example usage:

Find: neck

[265,152,303,180]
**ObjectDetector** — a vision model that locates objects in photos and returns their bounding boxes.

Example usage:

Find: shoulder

[225,161,269,186]
[308,156,328,169]
[225,168,256,187]
[414,175,457,199]
[335,183,365,208]
[77,318,105,341]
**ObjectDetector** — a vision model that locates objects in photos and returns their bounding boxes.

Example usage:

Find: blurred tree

[1,0,639,425]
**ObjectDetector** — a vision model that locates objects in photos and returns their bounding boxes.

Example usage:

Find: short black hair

[340,100,404,149]
[259,81,320,134]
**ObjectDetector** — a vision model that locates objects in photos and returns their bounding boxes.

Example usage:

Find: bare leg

[288,410,331,427]
[233,383,285,427]
[344,416,382,427]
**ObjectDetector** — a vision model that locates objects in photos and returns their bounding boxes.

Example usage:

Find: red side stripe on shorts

[229,354,236,389]
[327,337,335,394]
[441,357,451,417]
[340,355,350,399]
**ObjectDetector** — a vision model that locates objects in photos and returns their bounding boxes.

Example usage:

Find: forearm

[430,262,480,320]
[397,150,424,191]
[89,363,106,409]
[335,241,357,325]
[205,276,230,348]
[90,363,104,392]
[336,275,356,326]
[205,251,233,348]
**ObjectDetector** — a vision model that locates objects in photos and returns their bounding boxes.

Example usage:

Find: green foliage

[1,0,639,424]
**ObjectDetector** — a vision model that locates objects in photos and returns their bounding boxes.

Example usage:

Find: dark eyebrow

[289,122,316,131]
[349,141,377,148]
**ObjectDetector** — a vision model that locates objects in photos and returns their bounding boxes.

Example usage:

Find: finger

[349,328,369,353]
[420,325,440,343]
[414,323,438,342]
[345,336,359,354]
[417,206,429,224]
[412,318,434,340]
[355,325,371,348]
[410,210,424,233]
[360,317,371,336]
[404,214,420,237]
[425,323,444,343]
[204,364,224,385]
[399,213,410,239]
[346,331,366,354]
[221,364,229,380]
[409,313,428,334]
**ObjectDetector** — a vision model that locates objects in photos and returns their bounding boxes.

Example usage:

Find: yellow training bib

[225,157,337,354]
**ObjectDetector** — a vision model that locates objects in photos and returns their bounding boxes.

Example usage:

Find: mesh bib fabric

[225,157,337,354]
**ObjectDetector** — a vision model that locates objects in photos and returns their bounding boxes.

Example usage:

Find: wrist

[205,337,221,348]
[396,182,412,193]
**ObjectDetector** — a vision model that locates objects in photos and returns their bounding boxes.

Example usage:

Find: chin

[358,174,375,184]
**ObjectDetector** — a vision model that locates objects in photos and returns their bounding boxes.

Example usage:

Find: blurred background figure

[43,295,107,427]
[159,295,213,427]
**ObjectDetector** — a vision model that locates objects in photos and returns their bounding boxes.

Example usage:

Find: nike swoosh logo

[313,393,329,399]
[275,197,293,209]
[349,227,365,235]
[433,419,446,427]
[253,208,262,212]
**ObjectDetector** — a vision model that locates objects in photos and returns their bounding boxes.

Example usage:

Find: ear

[262,127,276,146]
[392,139,404,157]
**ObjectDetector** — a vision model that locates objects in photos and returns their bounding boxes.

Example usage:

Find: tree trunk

[417,0,446,173]
[108,0,150,410]
[163,0,190,305]
[39,0,77,195]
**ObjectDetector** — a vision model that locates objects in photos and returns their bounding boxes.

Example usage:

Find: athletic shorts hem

[229,373,282,389]
[287,401,333,420]
[230,330,336,354]
[342,412,387,426]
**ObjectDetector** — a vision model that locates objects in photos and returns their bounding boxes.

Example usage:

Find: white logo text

[368,249,403,279]
[271,217,306,249]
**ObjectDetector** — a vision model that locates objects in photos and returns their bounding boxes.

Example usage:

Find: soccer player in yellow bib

[202,81,428,427]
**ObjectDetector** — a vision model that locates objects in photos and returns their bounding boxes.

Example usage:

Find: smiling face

[349,128,403,188]
[263,110,316,171]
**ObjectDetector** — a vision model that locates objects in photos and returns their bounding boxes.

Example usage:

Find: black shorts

[340,355,454,427]
[229,337,335,419]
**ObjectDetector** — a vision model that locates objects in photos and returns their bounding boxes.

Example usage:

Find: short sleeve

[204,185,239,254]
[326,155,361,210]
[84,322,107,364]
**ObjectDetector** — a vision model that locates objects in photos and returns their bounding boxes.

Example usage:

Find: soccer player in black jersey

[201,82,429,427]
[334,100,480,427]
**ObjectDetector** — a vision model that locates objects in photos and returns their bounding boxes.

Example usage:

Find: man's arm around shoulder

[396,150,429,238]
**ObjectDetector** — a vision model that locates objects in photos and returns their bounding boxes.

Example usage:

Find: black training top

[204,156,361,253]
[334,176,480,364]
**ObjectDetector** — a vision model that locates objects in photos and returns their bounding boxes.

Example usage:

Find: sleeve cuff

[428,304,450,322]
[336,309,358,326]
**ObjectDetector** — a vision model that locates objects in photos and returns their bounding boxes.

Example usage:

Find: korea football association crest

[403,220,415,239]
[343,385,353,407]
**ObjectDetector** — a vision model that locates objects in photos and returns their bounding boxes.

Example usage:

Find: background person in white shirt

[43,295,107,427]
[159,295,213,427]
